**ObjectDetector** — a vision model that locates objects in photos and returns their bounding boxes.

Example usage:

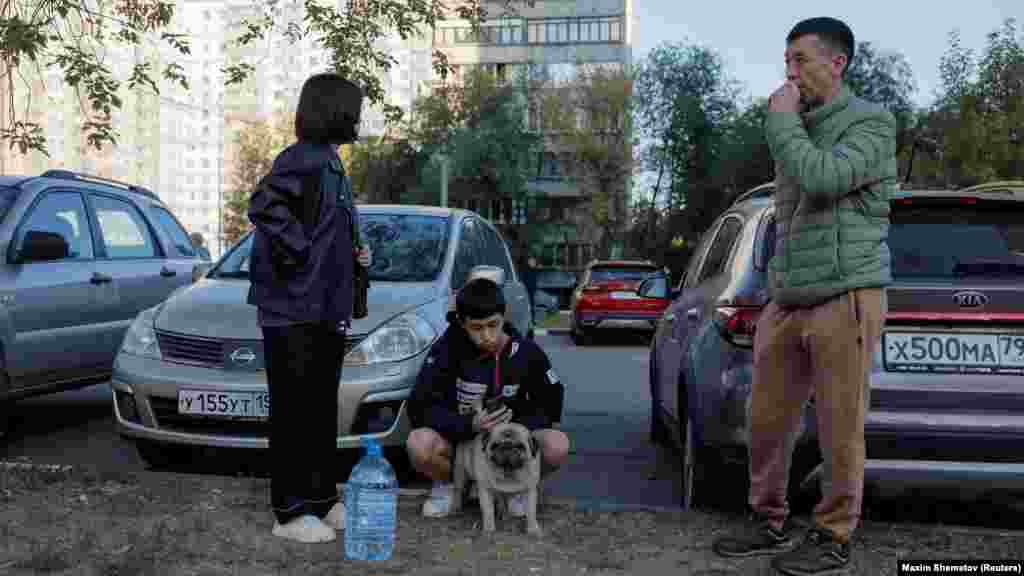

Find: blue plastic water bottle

[344,438,398,561]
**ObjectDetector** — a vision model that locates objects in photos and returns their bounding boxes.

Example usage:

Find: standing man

[712,17,896,576]
[190,232,212,261]
[522,256,539,318]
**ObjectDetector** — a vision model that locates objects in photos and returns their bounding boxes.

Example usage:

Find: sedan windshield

[211,213,450,282]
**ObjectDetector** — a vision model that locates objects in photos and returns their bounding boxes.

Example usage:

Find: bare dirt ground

[2,461,1023,576]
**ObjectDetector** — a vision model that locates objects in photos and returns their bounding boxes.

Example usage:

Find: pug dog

[451,417,543,536]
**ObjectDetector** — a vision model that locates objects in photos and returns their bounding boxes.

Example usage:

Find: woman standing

[247,73,372,543]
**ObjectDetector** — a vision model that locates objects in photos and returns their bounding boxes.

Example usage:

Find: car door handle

[160,266,177,277]
[686,308,700,321]
[90,272,112,285]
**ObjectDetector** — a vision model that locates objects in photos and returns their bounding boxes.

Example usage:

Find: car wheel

[135,439,182,470]
[571,319,592,346]
[0,400,10,441]
[680,416,705,510]
[649,354,668,445]
[0,370,11,441]
[677,378,702,510]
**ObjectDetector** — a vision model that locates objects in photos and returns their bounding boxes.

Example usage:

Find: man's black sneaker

[712,518,800,558]
[771,526,851,576]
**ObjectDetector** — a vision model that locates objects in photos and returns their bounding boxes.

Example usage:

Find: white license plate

[178,390,270,419]
[610,291,639,300]
[883,332,1024,374]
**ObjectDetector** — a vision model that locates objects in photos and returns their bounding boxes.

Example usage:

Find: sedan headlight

[120,306,162,359]
[344,312,437,367]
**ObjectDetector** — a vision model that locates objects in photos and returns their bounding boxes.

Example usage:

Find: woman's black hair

[294,73,364,144]
[456,278,506,321]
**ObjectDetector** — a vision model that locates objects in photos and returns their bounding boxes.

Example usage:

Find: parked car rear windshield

[0,186,20,222]
[211,213,450,282]
[589,266,659,282]
[890,200,1024,279]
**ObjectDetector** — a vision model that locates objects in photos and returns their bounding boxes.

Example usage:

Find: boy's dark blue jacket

[408,322,565,444]
[246,142,358,327]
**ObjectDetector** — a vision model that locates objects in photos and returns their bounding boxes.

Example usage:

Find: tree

[910,19,1024,187]
[843,41,917,158]
[1,0,533,156]
[347,136,422,204]
[634,41,742,245]
[221,116,291,247]
[409,68,542,260]
[540,64,635,258]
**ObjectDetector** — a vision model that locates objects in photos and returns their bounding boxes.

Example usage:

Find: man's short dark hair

[787,17,855,75]
[456,278,506,321]
[294,73,364,144]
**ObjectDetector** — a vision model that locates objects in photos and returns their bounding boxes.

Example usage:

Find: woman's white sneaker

[272,515,337,543]
[324,502,345,531]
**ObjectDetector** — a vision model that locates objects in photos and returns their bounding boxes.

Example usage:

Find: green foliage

[907,18,1024,187]
[221,116,292,247]
[541,64,635,257]
[1,0,534,155]
[410,68,541,205]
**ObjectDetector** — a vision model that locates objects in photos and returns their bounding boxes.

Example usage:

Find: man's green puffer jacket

[764,83,899,308]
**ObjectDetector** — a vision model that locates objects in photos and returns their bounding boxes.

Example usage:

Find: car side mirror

[192,262,213,283]
[638,276,671,300]
[467,264,505,286]
[16,230,69,263]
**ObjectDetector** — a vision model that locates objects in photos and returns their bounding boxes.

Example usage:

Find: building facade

[431,0,633,270]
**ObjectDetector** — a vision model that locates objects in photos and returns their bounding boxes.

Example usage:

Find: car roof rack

[41,169,159,199]
[731,182,775,206]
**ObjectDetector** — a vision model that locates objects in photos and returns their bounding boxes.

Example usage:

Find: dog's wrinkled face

[481,423,538,477]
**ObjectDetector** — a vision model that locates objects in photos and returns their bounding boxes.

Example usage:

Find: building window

[538,152,562,180]
[526,16,623,45]
[435,20,524,46]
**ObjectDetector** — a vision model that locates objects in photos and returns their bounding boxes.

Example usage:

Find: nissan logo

[230,347,257,365]
[952,291,988,309]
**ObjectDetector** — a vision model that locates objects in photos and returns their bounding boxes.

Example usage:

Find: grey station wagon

[647,180,1024,509]
[0,170,203,439]
[111,205,532,467]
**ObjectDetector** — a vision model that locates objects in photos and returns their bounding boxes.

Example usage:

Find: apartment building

[0,41,162,192]
[431,0,633,269]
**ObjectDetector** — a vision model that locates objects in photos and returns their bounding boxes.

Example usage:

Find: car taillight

[714,306,761,348]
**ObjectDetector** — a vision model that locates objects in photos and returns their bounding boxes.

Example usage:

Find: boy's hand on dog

[473,406,513,432]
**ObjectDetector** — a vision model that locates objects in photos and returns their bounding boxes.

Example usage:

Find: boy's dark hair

[294,73,364,144]
[786,17,855,76]
[456,278,506,321]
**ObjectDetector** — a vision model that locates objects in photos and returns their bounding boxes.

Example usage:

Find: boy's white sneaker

[422,481,454,518]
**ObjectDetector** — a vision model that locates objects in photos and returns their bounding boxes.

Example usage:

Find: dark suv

[646,180,1024,509]
[0,170,203,438]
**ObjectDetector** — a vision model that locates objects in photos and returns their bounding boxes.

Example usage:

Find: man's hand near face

[769,81,803,114]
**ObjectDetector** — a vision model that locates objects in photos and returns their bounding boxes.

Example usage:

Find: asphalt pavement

[3,327,1024,527]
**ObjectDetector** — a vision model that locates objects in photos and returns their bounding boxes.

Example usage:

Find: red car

[570,260,673,345]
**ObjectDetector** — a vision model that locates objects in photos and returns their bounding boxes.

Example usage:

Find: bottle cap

[365,438,382,457]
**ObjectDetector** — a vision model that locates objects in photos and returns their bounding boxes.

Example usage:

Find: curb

[1,461,74,473]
